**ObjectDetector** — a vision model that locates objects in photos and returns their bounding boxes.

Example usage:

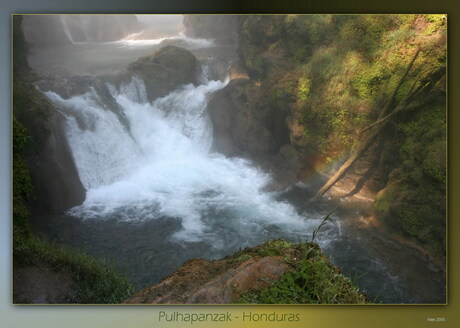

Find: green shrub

[236,242,367,304]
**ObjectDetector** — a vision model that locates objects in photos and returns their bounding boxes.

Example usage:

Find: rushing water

[30,31,445,304]
[45,76,320,244]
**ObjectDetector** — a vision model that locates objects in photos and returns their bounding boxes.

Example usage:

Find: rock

[124,256,287,304]
[124,239,367,304]
[15,82,86,212]
[229,60,249,80]
[186,257,287,304]
[208,79,278,157]
[128,46,198,102]
[124,240,294,304]
[36,110,86,211]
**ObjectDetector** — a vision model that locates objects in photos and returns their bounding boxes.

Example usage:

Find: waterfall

[27,17,446,303]
[59,16,76,44]
[45,75,317,246]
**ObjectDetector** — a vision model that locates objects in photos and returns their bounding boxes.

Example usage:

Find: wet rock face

[14,83,86,212]
[128,45,198,102]
[207,79,279,157]
[35,110,86,212]
[207,78,307,189]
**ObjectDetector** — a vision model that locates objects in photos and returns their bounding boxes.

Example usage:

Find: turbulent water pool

[29,33,445,304]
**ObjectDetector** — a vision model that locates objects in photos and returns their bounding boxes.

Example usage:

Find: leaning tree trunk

[312,48,421,201]
[312,127,381,201]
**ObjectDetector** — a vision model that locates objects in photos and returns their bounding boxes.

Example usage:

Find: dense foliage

[237,14,446,259]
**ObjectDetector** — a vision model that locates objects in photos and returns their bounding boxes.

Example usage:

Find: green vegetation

[234,240,367,304]
[374,101,446,259]
[13,116,33,236]
[239,14,446,154]
[14,232,134,303]
[237,14,446,260]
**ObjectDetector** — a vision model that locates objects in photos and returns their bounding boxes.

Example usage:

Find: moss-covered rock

[128,45,198,102]
[235,241,367,304]
[124,239,367,304]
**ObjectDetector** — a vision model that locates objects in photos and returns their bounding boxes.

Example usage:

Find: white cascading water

[116,32,214,48]
[45,75,318,247]
[59,16,76,44]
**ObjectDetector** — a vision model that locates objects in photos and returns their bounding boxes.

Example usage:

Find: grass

[233,239,368,304]
[14,230,134,304]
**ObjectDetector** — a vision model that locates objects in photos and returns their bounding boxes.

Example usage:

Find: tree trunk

[312,127,381,200]
[311,48,421,201]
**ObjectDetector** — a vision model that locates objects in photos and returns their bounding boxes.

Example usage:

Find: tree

[312,47,443,201]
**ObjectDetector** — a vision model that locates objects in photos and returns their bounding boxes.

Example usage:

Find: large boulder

[208,78,310,189]
[128,46,198,102]
[208,79,278,157]
[14,82,86,212]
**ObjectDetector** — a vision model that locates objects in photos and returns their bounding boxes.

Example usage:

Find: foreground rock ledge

[124,239,367,304]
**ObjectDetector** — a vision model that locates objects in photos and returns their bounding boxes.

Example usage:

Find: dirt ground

[13,262,76,304]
